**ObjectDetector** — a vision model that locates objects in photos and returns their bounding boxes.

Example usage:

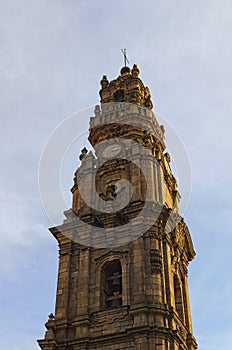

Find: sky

[0,0,232,349]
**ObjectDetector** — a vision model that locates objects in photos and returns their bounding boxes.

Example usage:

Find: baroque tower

[38,64,197,350]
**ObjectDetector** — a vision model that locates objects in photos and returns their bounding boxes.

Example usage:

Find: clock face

[102,143,122,159]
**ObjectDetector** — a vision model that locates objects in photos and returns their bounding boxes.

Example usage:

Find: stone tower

[38,64,197,350]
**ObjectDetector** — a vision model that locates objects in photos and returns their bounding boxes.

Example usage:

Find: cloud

[0,190,49,274]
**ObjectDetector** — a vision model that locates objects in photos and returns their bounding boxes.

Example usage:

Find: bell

[111,297,121,308]
[111,274,121,293]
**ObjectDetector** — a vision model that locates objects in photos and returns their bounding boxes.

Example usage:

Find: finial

[131,64,140,77]
[79,147,88,161]
[94,105,101,116]
[120,66,130,76]
[121,48,130,67]
[100,75,109,88]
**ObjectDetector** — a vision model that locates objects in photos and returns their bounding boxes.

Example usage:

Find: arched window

[114,90,125,102]
[101,260,122,309]
[174,275,185,322]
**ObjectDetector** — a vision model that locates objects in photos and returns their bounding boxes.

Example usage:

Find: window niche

[113,90,125,102]
[174,274,185,322]
[101,259,122,310]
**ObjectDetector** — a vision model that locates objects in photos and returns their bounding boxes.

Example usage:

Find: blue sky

[0,1,232,349]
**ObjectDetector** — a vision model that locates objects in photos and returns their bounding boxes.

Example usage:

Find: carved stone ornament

[150,249,162,273]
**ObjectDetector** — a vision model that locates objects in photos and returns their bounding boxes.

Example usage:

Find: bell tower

[38,64,197,350]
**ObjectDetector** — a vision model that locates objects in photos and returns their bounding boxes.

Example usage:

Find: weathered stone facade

[38,65,197,350]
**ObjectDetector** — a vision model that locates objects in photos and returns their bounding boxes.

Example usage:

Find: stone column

[73,247,91,339]
[55,241,72,321]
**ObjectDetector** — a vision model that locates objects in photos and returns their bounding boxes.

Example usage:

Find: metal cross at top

[121,48,130,67]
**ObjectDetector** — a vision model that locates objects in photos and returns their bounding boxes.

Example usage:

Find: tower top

[99,64,153,109]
